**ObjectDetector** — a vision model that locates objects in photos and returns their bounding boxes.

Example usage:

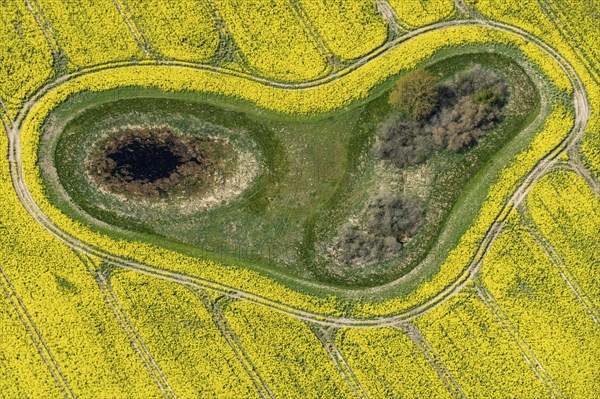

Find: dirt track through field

[110,0,153,57]
[189,289,274,399]
[74,253,177,399]
[401,323,465,398]
[474,283,564,398]
[375,0,404,35]
[312,326,370,399]
[0,265,76,399]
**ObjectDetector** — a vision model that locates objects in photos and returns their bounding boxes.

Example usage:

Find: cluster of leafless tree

[334,66,507,266]
[377,65,507,165]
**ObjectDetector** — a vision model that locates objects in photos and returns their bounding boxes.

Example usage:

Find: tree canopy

[388,69,439,120]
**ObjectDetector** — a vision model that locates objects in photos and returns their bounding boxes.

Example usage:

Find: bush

[333,194,424,266]
[374,119,434,168]
[451,64,507,103]
[333,226,395,266]
[365,193,424,240]
[430,96,501,151]
[430,66,507,151]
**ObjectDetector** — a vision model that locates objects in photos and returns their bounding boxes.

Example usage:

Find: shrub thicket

[374,119,434,168]
[431,65,507,151]
[337,65,507,266]
[333,194,424,266]
[376,65,508,168]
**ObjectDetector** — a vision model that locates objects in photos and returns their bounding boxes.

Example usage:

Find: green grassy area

[38,46,565,297]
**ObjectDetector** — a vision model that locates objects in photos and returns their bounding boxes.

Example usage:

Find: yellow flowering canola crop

[1,1,598,397]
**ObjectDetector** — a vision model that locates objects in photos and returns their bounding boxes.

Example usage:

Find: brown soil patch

[90,127,233,198]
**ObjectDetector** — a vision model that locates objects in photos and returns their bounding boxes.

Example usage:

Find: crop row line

[73,253,177,399]
[0,265,75,399]
[474,282,563,398]
[189,289,274,399]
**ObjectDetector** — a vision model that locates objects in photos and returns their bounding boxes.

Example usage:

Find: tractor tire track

[400,322,465,399]
[189,289,274,399]
[311,326,369,399]
[375,0,404,36]
[200,0,258,74]
[563,158,600,198]
[0,265,76,399]
[73,253,177,399]
[453,0,470,17]
[474,283,563,398]
[521,214,600,326]
[288,0,339,69]
[24,0,67,65]
[536,0,600,85]
[0,98,13,131]
[111,0,153,57]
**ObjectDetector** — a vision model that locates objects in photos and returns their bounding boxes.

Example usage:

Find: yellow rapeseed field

[0,0,598,397]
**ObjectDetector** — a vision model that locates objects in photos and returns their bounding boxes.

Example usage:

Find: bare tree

[333,194,424,266]
[375,119,434,168]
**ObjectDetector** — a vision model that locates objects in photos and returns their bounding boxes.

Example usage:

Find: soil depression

[90,127,232,198]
